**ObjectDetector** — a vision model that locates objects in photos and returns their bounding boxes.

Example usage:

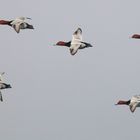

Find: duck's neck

[65,41,71,47]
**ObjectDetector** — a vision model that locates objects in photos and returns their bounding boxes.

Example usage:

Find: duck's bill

[53,44,57,46]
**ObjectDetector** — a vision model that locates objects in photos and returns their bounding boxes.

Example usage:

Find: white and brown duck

[0,17,34,33]
[54,28,93,55]
[116,95,140,113]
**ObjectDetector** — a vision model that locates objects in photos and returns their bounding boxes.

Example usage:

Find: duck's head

[131,34,140,39]
[54,41,71,47]
[55,41,66,46]
[115,100,130,105]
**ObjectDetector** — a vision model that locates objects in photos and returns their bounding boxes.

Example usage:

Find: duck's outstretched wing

[69,45,80,55]
[15,17,26,21]
[12,22,22,33]
[70,28,82,55]
[72,28,82,41]
[0,72,5,82]
[131,95,140,101]
[16,17,31,21]
[129,102,138,113]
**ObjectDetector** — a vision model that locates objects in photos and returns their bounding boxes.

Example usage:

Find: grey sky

[0,0,140,140]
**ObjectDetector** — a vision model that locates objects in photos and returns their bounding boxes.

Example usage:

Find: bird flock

[0,17,140,113]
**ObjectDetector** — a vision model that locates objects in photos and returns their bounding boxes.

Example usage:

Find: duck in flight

[54,28,93,55]
[0,17,34,33]
[115,95,140,113]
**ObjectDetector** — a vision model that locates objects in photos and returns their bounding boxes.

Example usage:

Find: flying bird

[115,95,140,113]
[54,28,93,55]
[131,34,140,39]
[0,17,34,33]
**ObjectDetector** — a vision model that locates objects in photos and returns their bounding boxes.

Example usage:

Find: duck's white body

[10,17,33,33]
[129,95,140,112]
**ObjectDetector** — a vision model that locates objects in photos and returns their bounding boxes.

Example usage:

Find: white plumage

[10,17,33,33]
[70,28,83,55]
[129,95,140,112]
[0,72,5,82]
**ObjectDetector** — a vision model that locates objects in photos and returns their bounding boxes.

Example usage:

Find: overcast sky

[0,0,140,140]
